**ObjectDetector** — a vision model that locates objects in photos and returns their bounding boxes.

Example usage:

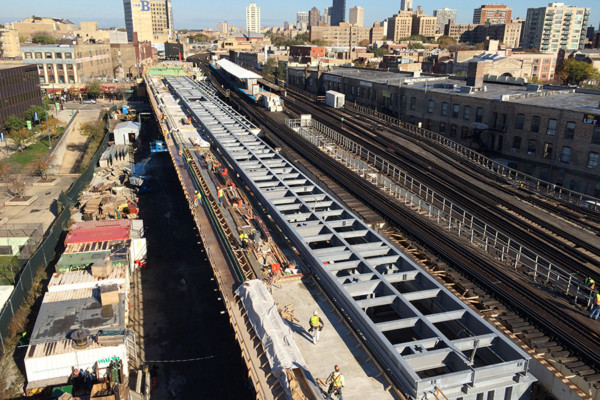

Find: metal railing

[286,117,595,307]
[343,101,600,210]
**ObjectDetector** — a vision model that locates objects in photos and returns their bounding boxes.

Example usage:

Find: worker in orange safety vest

[590,293,600,320]
[217,187,224,205]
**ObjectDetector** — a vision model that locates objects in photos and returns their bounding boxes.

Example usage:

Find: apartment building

[387,11,414,42]
[349,7,364,27]
[310,23,371,47]
[0,30,21,59]
[473,4,512,25]
[522,3,590,51]
[412,9,437,37]
[433,9,457,34]
[246,3,261,33]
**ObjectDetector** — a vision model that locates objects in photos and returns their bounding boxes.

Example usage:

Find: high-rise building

[309,7,321,27]
[349,6,364,27]
[297,11,309,24]
[433,8,457,34]
[331,0,346,26]
[473,4,512,25]
[246,3,261,33]
[401,0,413,12]
[387,11,414,42]
[323,7,332,25]
[522,3,590,51]
[412,8,437,37]
[123,0,173,43]
[216,21,229,34]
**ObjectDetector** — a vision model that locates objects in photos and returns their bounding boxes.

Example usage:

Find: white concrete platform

[272,279,398,400]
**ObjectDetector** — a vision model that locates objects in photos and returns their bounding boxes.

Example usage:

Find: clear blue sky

[1,0,598,31]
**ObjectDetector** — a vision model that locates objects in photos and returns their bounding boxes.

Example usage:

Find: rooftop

[216,58,262,80]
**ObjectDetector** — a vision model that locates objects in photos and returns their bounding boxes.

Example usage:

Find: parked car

[80,99,97,104]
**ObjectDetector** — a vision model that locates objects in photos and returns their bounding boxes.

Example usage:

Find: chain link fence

[0,117,111,355]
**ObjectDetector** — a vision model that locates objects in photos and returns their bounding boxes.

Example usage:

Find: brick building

[310,23,371,47]
[473,4,512,25]
[0,64,42,128]
[287,66,600,195]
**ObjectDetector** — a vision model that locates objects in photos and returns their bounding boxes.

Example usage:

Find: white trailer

[325,90,345,109]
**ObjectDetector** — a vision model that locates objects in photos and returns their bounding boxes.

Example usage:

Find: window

[543,143,553,159]
[592,126,600,145]
[488,391,495,400]
[441,102,448,116]
[512,136,521,150]
[588,152,599,168]
[452,104,460,118]
[547,118,557,135]
[564,121,576,139]
[55,52,62,59]
[34,52,42,59]
[531,116,540,133]
[450,124,457,137]
[24,52,32,59]
[440,122,447,134]
[428,100,434,113]
[461,126,469,139]
[515,114,525,130]
[561,146,571,163]
[410,97,416,110]
[65,52,72,59]
[45,52,53,59]
[475,107,483,123]
[527,139,537,155]
[463,106,471,120]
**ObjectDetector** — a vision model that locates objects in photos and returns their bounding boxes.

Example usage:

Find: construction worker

[326,365,344,399]
[239,232,249,248]
[591,293,600,319]
[585,277,596,290]
[308,310,324,344]
[194,190,201,207]
[217,186,224,205]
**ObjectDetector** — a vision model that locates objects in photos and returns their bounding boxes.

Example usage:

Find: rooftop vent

[71,328,91,348]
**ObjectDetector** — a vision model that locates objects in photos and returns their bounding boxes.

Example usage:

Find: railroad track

[281,94,600,279]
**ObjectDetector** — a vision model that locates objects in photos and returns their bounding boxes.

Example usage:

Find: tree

[310,39,327,46]
[85,80,102,98]
[4,115,26,132]
[262,57,278,77]
[31,34,58,44]
[557,58,600,85]
[295,32,309,43]
[372,48,389,58]
[358,39,370,47]
[31,154,49,180]
[436,35,457,50]
[408,42,425,49]
[24,105,47,123]
[275,63,286,81]
[8,129,34,152]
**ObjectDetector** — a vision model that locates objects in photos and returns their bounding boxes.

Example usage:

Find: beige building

[502,22,522,48]
[21,38,113,88]
[0,30,21,59]
[123,0,173,43]
[310,23,371,46]
[246,3,261,34]
[8,16,77,40]
[387,11,414,42]
[412,8,437,37]
[522,3,590,51]
[349,6,364,27]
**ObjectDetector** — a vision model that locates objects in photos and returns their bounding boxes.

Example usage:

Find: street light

[43,95,52,148]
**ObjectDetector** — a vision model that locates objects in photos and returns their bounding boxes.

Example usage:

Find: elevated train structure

[187,56,600,397]
[159,74,536,400]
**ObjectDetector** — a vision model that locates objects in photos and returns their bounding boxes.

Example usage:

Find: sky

[1,0,599,31]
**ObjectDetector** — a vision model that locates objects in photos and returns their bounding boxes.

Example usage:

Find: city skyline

[1,0,599,31]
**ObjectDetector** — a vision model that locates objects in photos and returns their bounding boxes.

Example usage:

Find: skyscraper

[309,7,321,27]
[123,0,173,43]
[297,11,309,24]
[330,0,346,26]
[433,8,457,34]
[246,3,261,33]
[400,0,413,12]
[522,3,590,51]
[349,6,364,27]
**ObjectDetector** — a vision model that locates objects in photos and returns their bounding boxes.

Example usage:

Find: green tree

[557,58,600,85]
[31,34,58,44]
[24,105,47,123]
[408,42,425,49]
[295,32,309,43]
[372,48,389,57]
[262,57,278,77]
[85,80,102,98]
[310,39,327,46]
[4,115,26,132]
[275,63,286,80]
[8,129,34,152]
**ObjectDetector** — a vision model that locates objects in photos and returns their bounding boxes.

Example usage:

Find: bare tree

[31,154,49,180]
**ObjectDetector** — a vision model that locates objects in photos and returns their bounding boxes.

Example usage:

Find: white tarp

[235,280,322,399]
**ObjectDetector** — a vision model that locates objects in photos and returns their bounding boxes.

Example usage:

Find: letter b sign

[141,0,150,11]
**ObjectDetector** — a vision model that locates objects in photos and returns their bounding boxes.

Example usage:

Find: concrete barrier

[47,112,80,174]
